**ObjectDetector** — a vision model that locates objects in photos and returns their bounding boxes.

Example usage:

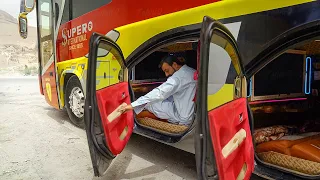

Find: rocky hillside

[0,9,38,76]
[0,9,17,24]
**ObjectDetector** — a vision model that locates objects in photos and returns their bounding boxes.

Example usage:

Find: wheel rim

[69,87,85,118]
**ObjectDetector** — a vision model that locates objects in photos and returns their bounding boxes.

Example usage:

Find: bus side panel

[55,0,318,110]
[55,0,220,63]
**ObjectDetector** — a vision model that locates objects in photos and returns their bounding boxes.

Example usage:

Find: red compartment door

[96,82,134,155]
[208,98,254,180]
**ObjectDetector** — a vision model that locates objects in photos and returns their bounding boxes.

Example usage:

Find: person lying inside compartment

[118,54,197,126]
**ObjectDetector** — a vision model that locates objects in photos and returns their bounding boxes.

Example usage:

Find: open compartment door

[195,16,254,180]
[84,33,134,176]
[207,98,254,180]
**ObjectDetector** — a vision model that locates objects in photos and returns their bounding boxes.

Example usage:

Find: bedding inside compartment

[252,102,320,176]
[256,133,320,176]
[250,43,320,176]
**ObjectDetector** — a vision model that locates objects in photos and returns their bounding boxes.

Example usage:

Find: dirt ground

[0,76,197,180]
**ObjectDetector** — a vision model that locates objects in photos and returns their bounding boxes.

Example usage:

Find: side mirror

[18,13,28,39]
[20,0,35,13]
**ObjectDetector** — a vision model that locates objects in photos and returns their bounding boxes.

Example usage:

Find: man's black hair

[159,54,186,68]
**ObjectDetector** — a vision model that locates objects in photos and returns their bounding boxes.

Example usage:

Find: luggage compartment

[130,41,198,134]
[252,100,320,177]
[250,40,320,178]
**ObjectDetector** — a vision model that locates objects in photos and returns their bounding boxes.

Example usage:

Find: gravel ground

[0,76,197,180]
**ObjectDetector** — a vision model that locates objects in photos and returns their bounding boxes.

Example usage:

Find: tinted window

[72,0,111,19]
[253,52,305,96]
[134,51,167,80]
[55,3,59,25]
[205,21,243,98]
[61,0,70,24]
[133,50,198,81]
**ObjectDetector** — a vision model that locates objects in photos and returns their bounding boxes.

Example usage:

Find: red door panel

[96,82,133,155]
[208,98,254,180]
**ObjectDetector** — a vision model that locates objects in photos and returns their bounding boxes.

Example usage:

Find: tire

[65,75,85,129]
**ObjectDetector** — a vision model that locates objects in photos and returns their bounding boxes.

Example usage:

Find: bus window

[55,3,59,26]
[39,0,53,67]
[61,0,70,24]
[72,0,112,19]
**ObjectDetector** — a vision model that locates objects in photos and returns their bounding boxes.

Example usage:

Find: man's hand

[118,104,133,113]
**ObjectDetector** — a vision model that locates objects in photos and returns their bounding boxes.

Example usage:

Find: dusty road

[0,76,197,180]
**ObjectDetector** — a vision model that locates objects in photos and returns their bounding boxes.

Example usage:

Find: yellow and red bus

[19,0,320,179]
[19,0,220,128]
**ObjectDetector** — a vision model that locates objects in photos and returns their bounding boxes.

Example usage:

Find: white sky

[0,0,37,27]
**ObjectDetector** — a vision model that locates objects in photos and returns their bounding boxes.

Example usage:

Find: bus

[19,0,320,179]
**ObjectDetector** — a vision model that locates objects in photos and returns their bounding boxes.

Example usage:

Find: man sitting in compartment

[118,54,197,126]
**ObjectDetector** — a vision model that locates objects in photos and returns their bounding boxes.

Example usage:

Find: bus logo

[61,21,93,49]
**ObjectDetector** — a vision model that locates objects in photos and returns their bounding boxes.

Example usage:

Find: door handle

[107,102,128,122]
[222,128,246,158]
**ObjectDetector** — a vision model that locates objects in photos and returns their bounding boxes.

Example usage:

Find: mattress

[290,138,320,163]
[256,133,320,172]
[256,134,320,155]
[136,110,189,134]
[137,117,188,134]
[258,151,320,175]
[136,110,160,120]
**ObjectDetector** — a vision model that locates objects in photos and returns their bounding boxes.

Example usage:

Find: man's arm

[120,77,180,114]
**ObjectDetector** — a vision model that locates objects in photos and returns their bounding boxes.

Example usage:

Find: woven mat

[258,151,320,175]
[137,117,188,134]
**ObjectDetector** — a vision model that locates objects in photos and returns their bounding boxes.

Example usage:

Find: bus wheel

[65,75,85,129]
